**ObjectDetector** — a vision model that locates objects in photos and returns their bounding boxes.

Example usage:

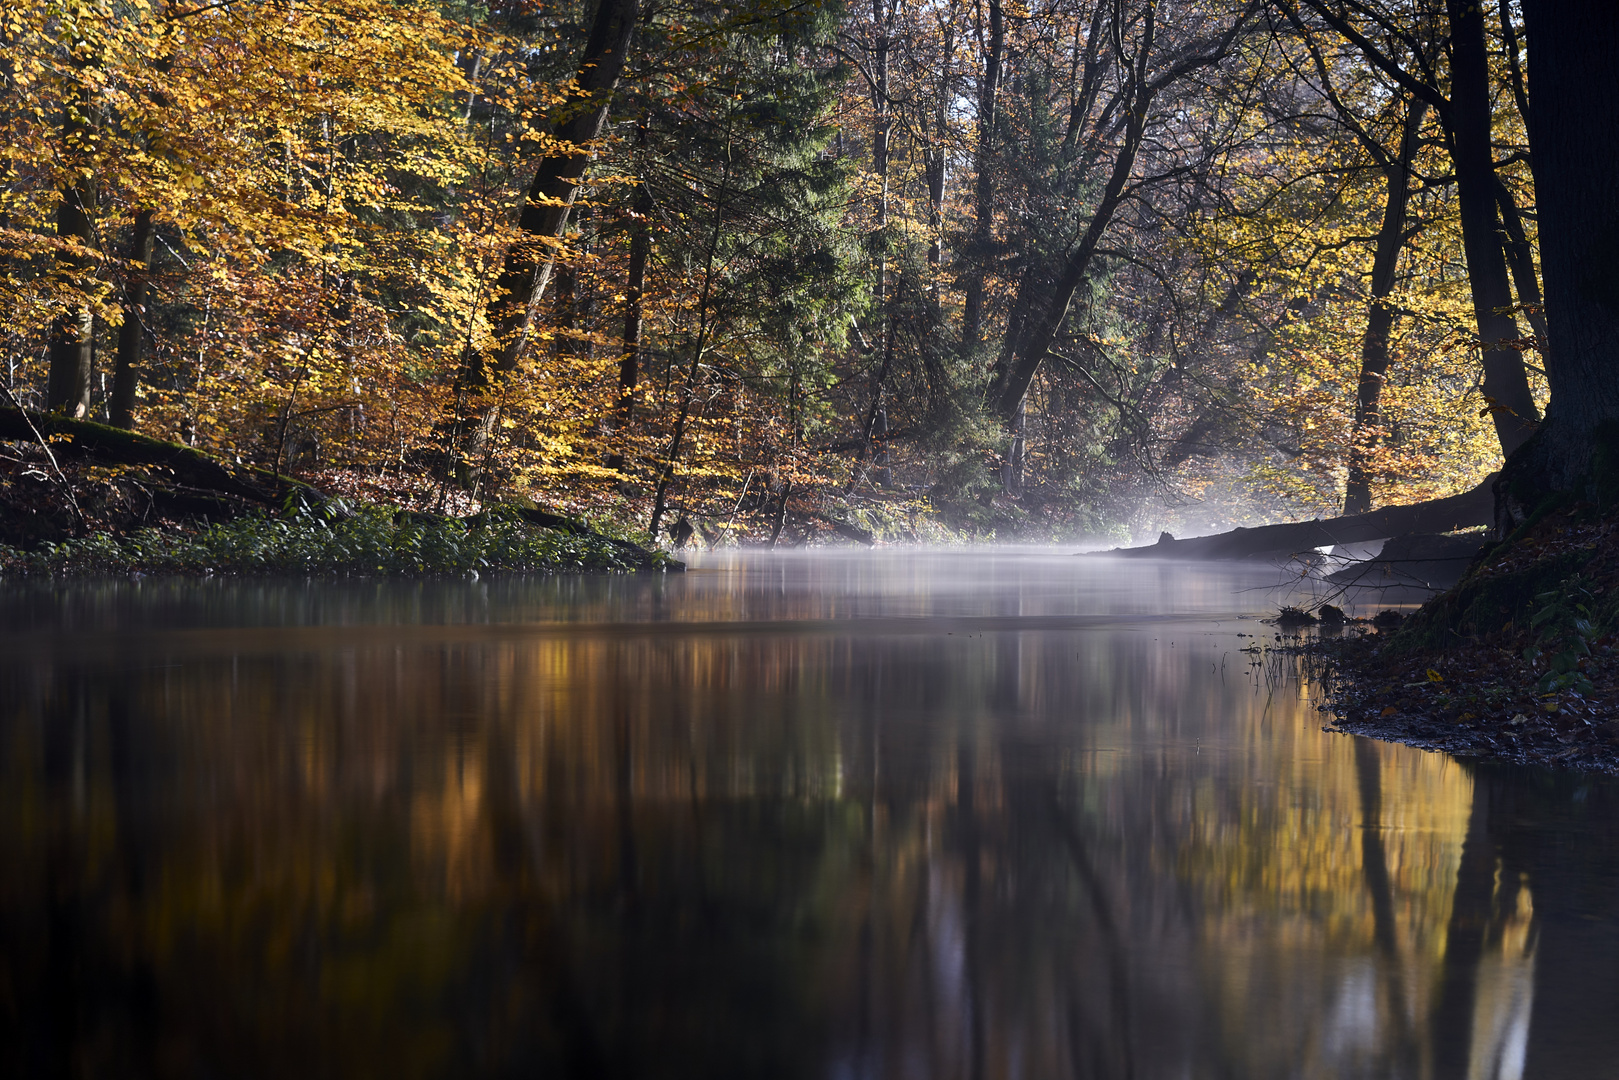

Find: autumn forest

[0,0,1577,547]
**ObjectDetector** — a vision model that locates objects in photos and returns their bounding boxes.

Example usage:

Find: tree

[986,0,1258,425]
[1292,0,1541,462]
[463,0,639,392]
[1509,0,1619,494]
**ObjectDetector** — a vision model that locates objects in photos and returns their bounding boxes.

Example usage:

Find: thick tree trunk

[466,0,638,389]
[1446,0,1539,457]
[960,0,1002,349]
[110,209,155,430]
[1344,101,1427,516]
[1510,0,1619,494]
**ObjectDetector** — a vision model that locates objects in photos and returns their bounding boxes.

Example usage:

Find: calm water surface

[3,550,1618,1078]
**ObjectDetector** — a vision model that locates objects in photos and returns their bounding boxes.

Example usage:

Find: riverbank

[0,499,675,578]
[0,419,675,577]
[1324,497,1619,773]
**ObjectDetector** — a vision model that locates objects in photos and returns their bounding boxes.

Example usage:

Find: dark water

[3,550,1617,1079]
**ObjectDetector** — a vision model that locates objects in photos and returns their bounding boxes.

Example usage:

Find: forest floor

[1320,498,1619,774]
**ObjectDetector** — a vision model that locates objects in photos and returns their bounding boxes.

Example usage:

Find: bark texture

[1512,0,1619,492]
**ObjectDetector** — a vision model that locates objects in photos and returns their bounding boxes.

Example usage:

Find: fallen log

[1098,475,1497,561]
[802,508,876,546]
[0,406,319,507]
[507,506,683,570]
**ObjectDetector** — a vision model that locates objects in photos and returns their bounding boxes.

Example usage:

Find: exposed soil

[1321,500,1619,774]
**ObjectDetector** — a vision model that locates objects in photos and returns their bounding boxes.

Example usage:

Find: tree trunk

[925,20,955,272]
[960,0,1003,350]
[871,0,892,305]
[617,142,652,432]
[466,0,638,390]
[1511,0,1619,492]
[1446,0,1539,457]
[1494,178,1551,354]
[989,36,1156,422]
[109,209,155,430]
[1344,100,1427,516]
[47,122,96,417]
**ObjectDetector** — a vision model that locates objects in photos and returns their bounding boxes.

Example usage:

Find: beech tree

[1509,0,1619,495]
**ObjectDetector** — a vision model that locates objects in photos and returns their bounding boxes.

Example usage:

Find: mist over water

[3,550,1618,1077]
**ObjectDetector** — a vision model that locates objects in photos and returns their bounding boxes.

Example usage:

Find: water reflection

[1,553,1616,1077]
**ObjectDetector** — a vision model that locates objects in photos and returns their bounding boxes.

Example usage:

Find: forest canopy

[0,0,1564,545]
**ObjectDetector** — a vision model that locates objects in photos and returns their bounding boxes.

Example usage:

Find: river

[2,549,1617,1078]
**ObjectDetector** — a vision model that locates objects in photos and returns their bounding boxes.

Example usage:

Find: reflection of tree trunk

[1047,786,1136,1080]
[1431,771,1497,1080]
[614,694,639,917]
[41,676,83,1075]
[1355,740,1399,957]
[1354,738,1418,1073]
[957,733,986,1080]
[106,686,159,1073]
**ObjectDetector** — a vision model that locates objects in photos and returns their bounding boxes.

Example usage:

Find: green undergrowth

[0,500,672,578]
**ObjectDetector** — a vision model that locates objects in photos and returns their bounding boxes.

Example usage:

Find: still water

[2,550,1617,1078]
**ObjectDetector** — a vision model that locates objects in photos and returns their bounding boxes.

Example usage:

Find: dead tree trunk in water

[1104,475,1496,560]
